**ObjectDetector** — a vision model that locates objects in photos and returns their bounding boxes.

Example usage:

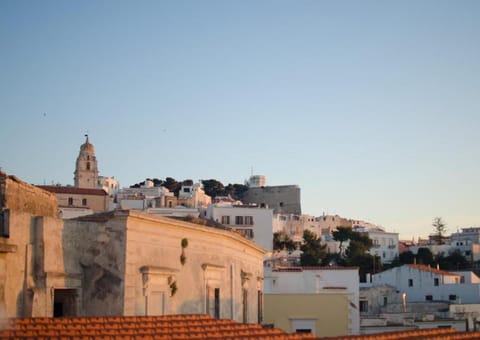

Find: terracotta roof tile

[38,185,108,196]
[406,264,461,276]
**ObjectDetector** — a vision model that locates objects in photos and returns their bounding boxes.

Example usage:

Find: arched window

[82,198,87,206]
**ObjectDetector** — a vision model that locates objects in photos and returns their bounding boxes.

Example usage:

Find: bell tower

[74,135,99,188]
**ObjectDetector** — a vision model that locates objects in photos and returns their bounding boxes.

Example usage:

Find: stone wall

[241,185,301,215]
[1,171,57,217]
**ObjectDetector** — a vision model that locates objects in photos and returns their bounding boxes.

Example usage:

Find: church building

[38,135,118,218]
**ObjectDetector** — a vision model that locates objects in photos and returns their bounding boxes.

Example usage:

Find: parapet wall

[0,171,57,217]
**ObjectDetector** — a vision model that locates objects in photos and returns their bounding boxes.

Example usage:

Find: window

[434,278,439,286]
[359,300,368,313]
[86,162,90,170]
[449,295,457,301]
[183,187,190,193]
[242,229,254,239]
[68,197,73,206]
[82,198,87,206]
[214,288,220,319]
[235,216,244,225]
[242,289,248,323]
[257,290,263,324]
[279,202,284,207]
[383,296,388,306]
[408,279,413,287]
[221,216,230,225]
[245,216,254,225]
[425,295,433,301]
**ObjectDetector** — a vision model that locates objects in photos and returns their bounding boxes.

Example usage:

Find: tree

[224,183,249,200]
[300,230,327,266]
[399,251,415,264]
[332,226,353,255]
[273,231,296,251]
[437,250,469,270]
[416,247,434,266]
[162,177,181,196]
[201,179,225,198]
[432,217,447,245]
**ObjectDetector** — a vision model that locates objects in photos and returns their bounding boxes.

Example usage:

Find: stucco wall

[264,293,349,337]
[63,214,127,316]
[1,172,57,217]
[123,212,265,323]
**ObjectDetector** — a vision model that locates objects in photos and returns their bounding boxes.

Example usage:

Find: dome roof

[80,135,95,153]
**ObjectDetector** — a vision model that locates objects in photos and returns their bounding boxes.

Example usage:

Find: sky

[1,1,479,240]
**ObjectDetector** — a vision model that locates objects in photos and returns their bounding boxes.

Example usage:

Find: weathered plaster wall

[1,172,57,217]
[122,211,264,323]
[0,172,60,318]
[0,210,34,318]
[63,214,126,316]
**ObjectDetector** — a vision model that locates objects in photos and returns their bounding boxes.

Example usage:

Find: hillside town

[2,136,480,339]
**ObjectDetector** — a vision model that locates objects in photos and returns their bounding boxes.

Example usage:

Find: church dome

[80,135,95,153]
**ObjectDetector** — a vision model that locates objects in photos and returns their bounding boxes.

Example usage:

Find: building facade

[241,176,301,215]
[263,266,360,337]
[371,264,480,304]
[206,202,274,251]
[1,172,265,323]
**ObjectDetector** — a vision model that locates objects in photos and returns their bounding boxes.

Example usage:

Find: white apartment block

[371,264,480,304]
[206,202,274,251]
[353,222,399,264]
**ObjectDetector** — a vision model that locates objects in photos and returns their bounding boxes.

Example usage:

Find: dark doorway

[53,289,78,317]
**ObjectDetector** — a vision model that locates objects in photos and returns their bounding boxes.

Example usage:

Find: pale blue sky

[1,1,479,239]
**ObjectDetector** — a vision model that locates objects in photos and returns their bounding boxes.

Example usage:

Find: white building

[206,202,274,251]
[264,266,360,336]
[371,264,480,304]
[117,180,174,210]
[353,223,399,264]
[177,182,211,209]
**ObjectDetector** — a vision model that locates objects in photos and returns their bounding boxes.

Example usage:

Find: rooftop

[406,264,461,277]
[38,185,108,196]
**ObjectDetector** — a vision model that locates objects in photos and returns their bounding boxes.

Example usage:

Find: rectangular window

[408,279,413,287]
[221,216,230,225]
[242,289,248,323]
[82,198,87,206]
[183,188,190,193]
[383,296,388,306]
[245,216,254,225]
[257,290,263,324]
[449,295,457,301]
[68,197,73,206]
[425,295,433,301]
[214,288,220,319]
[359,300,368,313]
[434,278,439,286]
[235,216,244,225]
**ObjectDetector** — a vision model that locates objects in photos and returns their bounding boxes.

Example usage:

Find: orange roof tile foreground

[321,328,480,340]
[0,314,316,339]
[1,314,479,339]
